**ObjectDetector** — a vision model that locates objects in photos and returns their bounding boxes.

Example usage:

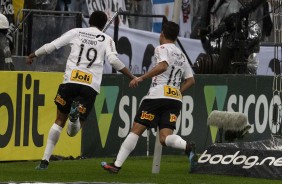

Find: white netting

[272,0,282,135]
[273,0,282,43]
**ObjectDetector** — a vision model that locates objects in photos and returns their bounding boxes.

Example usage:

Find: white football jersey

[51,27,118,93]
[144,43,193,101]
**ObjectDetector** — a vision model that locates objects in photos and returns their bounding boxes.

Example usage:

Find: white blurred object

[207,110,248,131]
[152,128,162,174]
[0,13,9,29]
[247,53,259,74]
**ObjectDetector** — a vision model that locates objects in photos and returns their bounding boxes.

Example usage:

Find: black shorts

[134,98,182,130]
[54,83,97,121]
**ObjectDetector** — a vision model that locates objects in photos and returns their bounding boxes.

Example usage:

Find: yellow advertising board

[0,71,81,161]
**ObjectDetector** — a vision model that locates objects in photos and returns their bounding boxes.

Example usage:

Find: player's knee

[55,116,68,127]
[55,120,66,128]
[159,137,167,146]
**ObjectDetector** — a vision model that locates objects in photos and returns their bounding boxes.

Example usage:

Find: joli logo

[141,111,155,121]
[71,70,92,84]
[164,86,181,99]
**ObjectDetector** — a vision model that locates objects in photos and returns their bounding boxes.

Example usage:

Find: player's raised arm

[129,61,168,88]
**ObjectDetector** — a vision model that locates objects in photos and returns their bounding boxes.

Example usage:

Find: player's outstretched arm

[26,53,36,64]
[118,67,136,80]
[129,61,168,88]
[107,54,136,80]
[26,43,56,65]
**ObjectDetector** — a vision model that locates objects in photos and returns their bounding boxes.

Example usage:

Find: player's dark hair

[162,21,179,41]
[89,11,108,30]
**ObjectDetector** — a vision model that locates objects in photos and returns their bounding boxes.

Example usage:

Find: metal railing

[13,9,82,56]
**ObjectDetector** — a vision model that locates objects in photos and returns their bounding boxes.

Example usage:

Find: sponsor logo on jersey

[70,70,92,84]
[78,105,86,114]
[169,113,177,122]
[164,85,182,99]
[55,95,66,106]
[174,60,183,66]
[141,111,155,121]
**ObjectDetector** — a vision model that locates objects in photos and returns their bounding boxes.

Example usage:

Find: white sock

[114,132,139,167]
[165,135,186,150]
[67,118,81,137]
[42,123,63,162]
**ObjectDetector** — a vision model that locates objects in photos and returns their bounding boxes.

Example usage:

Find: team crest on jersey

[70,70,92,84]
[169,113,177,123]
[140,111,155,121]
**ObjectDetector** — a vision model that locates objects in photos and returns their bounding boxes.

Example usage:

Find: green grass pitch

[0,155,281,184]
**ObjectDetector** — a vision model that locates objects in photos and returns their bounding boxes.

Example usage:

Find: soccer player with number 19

[26,11,135,170]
